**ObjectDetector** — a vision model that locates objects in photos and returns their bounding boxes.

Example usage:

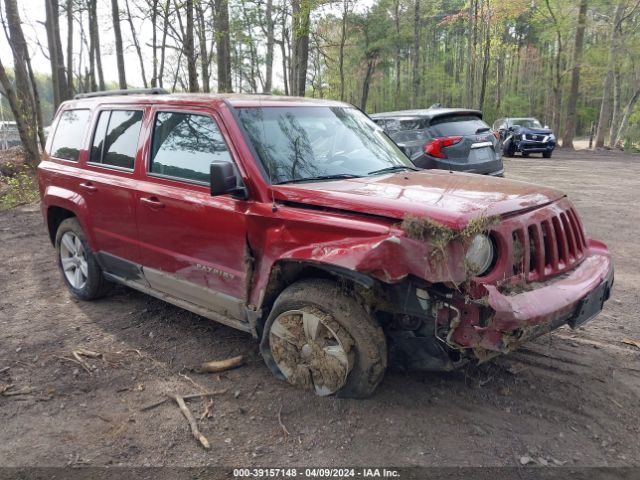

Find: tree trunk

[195,1,210,93]
[1,0,40,166]
[88,0,105,90]
[25,52,47,149]
[611,86,640,148]
[45,0,68,108]
[87,0,96,90]
[609,64,621,144]
[280,3,289,95]
[594,3,624,149]
[394,0,401,104]
[184,0,199,92]
[123,0,148,88]
[561,0,588,149]
[45,0,60,108]
[338,0,348,101]
[215,0,232,92]
[411,0,420,108]
[360,53,378,112]
[264,0,274,93]
[150,0,158,87]
[240,0,263,92]
[66,0,74,95]
[158,0,170,88]
[291,0,311,97]
[478,6,490,111]
[111,0,127,89]
[466,0,476,108]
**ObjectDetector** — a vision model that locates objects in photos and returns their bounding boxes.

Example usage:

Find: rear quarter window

[49,109,92,161]
[429,115,489,137]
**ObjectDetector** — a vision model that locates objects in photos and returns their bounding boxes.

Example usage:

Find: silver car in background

[370,108,504,176]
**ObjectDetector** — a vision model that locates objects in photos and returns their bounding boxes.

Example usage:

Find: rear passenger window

[49,109,91,161]
[90,110,143,170]
[150,112,232,183]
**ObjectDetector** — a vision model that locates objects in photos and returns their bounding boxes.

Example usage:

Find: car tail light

[423,136,462,158]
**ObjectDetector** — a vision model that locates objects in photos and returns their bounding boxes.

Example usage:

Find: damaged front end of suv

[395,203,611,371]
[259,176,614,373]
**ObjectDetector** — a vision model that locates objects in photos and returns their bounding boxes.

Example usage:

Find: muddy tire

[260,279,387,398]
[55,218,111,300]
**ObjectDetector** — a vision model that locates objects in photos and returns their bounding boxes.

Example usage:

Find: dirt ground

[0,148,639,469]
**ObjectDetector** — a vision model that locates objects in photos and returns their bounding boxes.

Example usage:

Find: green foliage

[0,165,39,209]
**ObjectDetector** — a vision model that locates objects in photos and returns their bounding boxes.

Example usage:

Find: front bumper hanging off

[443,241,613,358]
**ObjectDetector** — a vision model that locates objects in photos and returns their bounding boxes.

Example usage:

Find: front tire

[543,150,553,158]
[55,218,110,300]
[260,279,387,398]
[503,140,515,158]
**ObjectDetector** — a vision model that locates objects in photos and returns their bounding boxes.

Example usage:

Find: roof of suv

[370,108,483,120]
[60,93,350,110]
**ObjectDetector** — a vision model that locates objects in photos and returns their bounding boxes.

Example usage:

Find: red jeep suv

[38,90,614,398]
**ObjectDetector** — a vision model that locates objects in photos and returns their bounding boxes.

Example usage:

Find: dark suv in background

[371,108,504,176]
[493,117,556,158]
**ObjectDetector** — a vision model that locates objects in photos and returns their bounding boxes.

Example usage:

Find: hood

[271,170,565,228]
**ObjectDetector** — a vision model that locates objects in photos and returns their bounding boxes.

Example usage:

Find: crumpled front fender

[246,203,468,310]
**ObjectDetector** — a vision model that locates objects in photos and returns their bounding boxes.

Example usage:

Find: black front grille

[512,207,587,281]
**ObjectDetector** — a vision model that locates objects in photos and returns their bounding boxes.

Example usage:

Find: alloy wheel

[59,231,88,290]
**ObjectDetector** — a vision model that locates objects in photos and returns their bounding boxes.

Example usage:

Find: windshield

[236,106,413,184]
[511,118,543,129]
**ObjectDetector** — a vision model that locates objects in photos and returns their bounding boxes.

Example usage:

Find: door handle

[79,182,97,193]
[140,196,165,209]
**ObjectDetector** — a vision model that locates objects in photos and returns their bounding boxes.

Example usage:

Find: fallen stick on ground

[0,384,14,395]
[200,398,214,420]
[2,387,33,397]
[179,372,207,392]
[167,393,211,449]
[621,338,640,350]
[55,355,92,375]
[0,367,10,374]
[278,405,290,437]
[74,349,102,359]
[196,355,244,373]
[139,389,228,412]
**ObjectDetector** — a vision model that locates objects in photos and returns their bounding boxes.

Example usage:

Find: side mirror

[210,161,247,199]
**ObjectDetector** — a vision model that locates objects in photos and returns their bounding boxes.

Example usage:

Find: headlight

[521,133,526,140]
[549,134,555,140]
[465,234,494,276]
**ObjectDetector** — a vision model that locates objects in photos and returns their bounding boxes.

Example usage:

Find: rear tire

[543,150,553,158]
[55,218,111,300]
[522,152,530,157]
[260,279,387,398]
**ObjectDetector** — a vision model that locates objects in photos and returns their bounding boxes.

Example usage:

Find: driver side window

[150,112,232,184]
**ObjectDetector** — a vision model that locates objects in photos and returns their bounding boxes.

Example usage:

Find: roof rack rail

[74,87,169,100]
